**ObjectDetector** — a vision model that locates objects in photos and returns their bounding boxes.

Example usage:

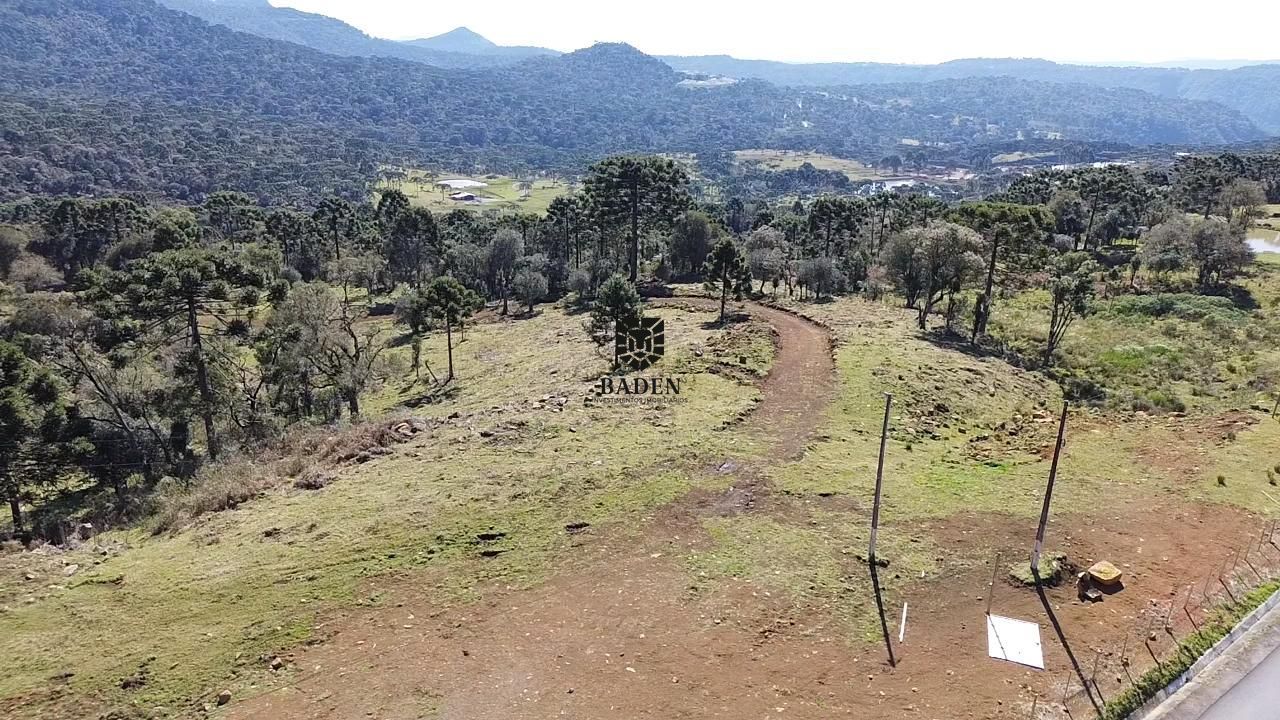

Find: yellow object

[1088,561,1123,586]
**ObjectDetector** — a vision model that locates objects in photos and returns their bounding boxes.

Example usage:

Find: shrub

[151,456,281,533]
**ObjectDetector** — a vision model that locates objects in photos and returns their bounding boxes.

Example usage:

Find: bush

[1105,294,1244,324]
[151,456,281,533]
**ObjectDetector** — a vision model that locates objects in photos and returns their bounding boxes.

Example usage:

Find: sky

[270,0,1279,65]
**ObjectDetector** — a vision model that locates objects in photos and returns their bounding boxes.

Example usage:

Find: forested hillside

[0,0,1266,203]
[664,55,1280,134]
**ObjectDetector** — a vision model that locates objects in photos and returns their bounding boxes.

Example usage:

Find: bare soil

[228,301,1268,720]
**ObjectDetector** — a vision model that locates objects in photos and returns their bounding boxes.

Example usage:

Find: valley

[2,2,1280,720]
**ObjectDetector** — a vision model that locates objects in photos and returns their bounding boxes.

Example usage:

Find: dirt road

[229,300,846,720]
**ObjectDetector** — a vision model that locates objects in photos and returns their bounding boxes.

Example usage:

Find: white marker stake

[899,602,908,643]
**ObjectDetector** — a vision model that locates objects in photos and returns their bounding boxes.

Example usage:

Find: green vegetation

[376,171,570,216]
[732,151,888,181]
[1101,580,1280,720]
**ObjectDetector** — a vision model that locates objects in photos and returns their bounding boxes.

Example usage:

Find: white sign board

[987,614,1045,669]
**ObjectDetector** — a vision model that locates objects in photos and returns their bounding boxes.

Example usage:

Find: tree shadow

[1203,283,1259,311]
[869,560,897,667]
[920,329,1033,368]
[700,311,750,330]
[401,381,460,408]
[1033,567,1102,715]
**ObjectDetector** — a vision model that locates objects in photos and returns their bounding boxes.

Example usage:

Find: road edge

[1130,586,1280,719]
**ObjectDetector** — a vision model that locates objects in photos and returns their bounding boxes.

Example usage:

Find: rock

[216,690,232,706]
[76,523,95,541]
[269,657,285,671]
[62,564,79,577]
[1088,561,1123,586]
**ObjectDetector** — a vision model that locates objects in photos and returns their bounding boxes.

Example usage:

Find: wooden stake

[869,393,892,562]
[1032,402,1070,575]
[987,551,1001,616]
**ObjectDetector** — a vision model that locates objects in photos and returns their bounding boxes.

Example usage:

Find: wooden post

[869,393,892,562]
[987,551,1001,616]
[867,392,896,668]
[1032,402,1070,575]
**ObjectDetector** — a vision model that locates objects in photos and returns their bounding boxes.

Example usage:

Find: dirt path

[226,300,1274,720]
[229,299,842,720]
[651,297,836,457]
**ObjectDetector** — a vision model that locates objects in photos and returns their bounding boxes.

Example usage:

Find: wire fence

[1038,517,1280,720]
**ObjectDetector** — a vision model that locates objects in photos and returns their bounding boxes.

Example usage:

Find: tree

[0,225,25,279]
[512,268,548,313]
[796,257,838,301]
[669,210,721,277]
[93,248,266,460]
[748,248,783,294]
[312,197,357,261]
[0,340,70,531]
[260,283,388,419]
[949,202,1052,342]
[588,274,643,366]
[420,276,482,382]
[894,222,985,330]
[375,189,411,234]
[883,229,926,308]
[1174,156,1231,218]
[1139,219,1193,280]
[488,228,523,315]
[1220,179,1267,226]
[266,209,326,280]
[1047,190,1088,246]
[703,239,753,324]
[387,207,440,289]
[1190,218,1253,290]
[583,156,690,282]
[807,196,862,258]
[545,196,585,268]
[1044,252,1097,365]
[203,191,260,246]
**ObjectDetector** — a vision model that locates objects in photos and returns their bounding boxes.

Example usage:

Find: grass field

[731,149,890,180]
[6,280,1280,719]
[375,167,570,216]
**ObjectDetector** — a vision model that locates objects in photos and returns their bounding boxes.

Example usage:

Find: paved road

[1146,601,1280,720]
[1196,642,1280,719]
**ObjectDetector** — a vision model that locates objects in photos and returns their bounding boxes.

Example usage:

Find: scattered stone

[269,657,285,671]
[216,689,232,706]
[62,564,79,577]
[564,522,590,534]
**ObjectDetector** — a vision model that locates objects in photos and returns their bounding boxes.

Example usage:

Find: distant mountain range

[156,0,1280,135]
[156,0,552,67]
[661,56,1280,134]
[0,0,1270,203]
[403,26,556,60]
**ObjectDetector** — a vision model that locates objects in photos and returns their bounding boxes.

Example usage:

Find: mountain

[0,0,1265,204]
[156,0,519,67]
[405,26,556,60]
[661,55,1280,134]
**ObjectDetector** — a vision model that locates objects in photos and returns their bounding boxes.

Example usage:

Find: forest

[1,149,1276,538]
[6,5,1280,719]
[0,0,1268,204]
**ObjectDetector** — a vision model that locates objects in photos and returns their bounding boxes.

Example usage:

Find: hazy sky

[271,0,1278,65]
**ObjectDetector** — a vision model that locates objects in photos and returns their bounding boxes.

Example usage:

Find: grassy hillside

[5,278,1280,718]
